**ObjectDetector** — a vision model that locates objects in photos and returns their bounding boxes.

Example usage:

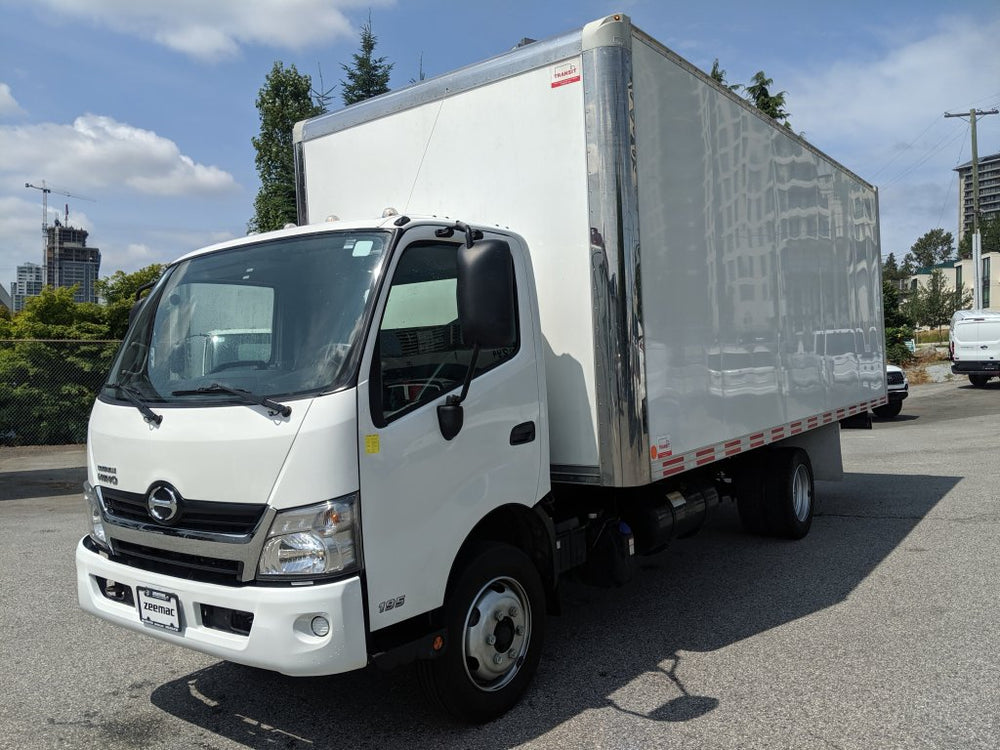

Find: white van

[949,309,1000,361]
[951,315,1000,386]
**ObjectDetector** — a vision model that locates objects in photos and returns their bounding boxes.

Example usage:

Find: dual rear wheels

[736,448,814,539]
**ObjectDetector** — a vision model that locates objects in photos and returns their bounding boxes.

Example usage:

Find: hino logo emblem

[146,483,182,525]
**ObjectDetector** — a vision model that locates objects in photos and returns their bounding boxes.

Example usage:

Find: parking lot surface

[1,378,998,749]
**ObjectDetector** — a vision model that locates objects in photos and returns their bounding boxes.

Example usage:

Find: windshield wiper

[108,383,163,425]
[172,383,292,418]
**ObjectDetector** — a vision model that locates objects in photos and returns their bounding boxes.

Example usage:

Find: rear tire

[873,401,902,418]
[763,448,814,540]
[969,374,990,387]
[417,543,545,723]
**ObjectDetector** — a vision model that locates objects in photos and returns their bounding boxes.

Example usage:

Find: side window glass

[374,242,517,423]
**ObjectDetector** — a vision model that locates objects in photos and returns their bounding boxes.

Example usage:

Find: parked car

[873,364,908,418]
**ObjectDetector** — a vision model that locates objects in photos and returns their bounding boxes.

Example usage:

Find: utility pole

[945,108,999,309]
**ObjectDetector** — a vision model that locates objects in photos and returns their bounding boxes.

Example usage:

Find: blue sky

[1,0,998,282]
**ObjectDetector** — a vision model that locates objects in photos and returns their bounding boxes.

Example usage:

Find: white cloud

[0,114,237,196]
[781,14,1000,255]
[788,16,1000,146]
[0,83,25,117]
[22,0,392,61]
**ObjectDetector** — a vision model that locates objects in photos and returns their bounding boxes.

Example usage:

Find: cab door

[356,227,545,631]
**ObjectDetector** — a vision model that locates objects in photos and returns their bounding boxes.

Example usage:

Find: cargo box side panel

[301,61,601,470]
[631,35,883,464]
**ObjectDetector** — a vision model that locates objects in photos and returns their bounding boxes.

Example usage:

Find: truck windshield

[104,231,389,403]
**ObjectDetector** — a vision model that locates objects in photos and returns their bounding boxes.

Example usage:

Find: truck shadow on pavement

[149,470,956,749]
[0,466,86,501]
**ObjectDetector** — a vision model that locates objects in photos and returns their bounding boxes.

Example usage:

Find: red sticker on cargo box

[551,60,581,88]
[654,435,672,459]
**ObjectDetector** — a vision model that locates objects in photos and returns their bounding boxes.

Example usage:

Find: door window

[372,242,518,424]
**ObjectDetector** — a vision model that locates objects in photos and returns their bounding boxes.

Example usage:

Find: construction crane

[24,180,96,286]
[25,180,94,235]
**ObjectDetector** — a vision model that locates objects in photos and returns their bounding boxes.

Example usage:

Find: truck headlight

[257,495,359,578]
[83,481,108,547]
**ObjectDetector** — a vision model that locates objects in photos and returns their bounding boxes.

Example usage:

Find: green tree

[249,62,324,234]
[882,280,913,329]
[900,252,916,277]
[744,71,791,127]
[909,228,954,268]
[957,214,1000,259]
[905,269,972,332]
[340,15,393,106]
[883,280,915,365]
[882,252,901,284]
[709,59,740,91]
[95,264,164,339]
[0,285,118,445]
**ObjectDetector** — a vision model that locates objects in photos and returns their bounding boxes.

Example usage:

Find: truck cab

[77,218,551,718]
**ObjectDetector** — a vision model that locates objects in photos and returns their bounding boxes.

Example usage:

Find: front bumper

[76,537,368,676]
[887,387,908,403]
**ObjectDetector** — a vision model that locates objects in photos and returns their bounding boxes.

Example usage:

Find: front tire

[417,543,545,723]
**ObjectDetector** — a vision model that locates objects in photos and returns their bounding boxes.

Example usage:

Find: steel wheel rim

[462,576,531,692]
[791,463,812,521]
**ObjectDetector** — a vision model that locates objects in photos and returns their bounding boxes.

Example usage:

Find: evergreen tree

[744,71,791,127]
[249,62,323,233]
[900,253,917,277]
[709,59,740,91]
[882,252,900,284]
[340,15,393,106]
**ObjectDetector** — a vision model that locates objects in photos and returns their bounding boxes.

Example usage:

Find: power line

[883,127,967,186]
[869,115,942,180]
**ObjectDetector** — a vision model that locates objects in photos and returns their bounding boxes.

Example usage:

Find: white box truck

[76,13,885,722]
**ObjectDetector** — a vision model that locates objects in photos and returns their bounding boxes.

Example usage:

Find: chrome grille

[100,487,266,535]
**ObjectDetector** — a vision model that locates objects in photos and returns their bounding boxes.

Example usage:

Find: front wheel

[417,543,545,723]
[969,374,990,387]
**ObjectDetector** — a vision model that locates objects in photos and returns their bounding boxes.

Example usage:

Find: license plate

[137,587,182,632]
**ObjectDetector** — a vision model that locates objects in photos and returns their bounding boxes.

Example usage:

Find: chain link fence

[0,339,121,446]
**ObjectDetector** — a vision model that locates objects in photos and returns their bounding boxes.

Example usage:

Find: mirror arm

[448,343,480,406]
[436,344,480,442]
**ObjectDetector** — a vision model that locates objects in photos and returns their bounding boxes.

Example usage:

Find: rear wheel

[873,401,902,418]
[969,374,990,387]
[417,543,545,723]
[763,448,814,539]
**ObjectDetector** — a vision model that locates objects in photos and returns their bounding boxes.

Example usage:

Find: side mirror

[456,239,515,349]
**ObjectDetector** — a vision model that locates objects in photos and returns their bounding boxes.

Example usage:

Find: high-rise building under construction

[45,220,101,303]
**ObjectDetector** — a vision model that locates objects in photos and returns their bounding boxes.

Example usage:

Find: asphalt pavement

[1,378,998,749]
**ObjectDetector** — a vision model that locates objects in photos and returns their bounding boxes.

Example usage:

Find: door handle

[509,421,536,446]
